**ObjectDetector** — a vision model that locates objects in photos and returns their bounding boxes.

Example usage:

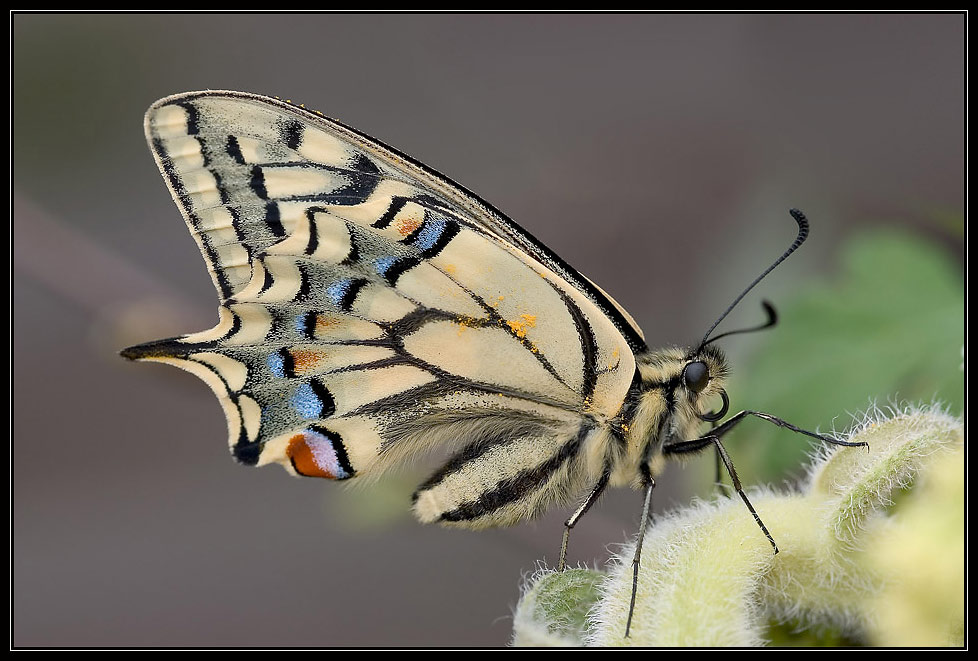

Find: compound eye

[683,361,710,393]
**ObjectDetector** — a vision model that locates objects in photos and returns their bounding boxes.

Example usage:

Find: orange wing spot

[314,315,343,334]
[443,263,457,275]
[286,434,338,479]
[394,215,424,237]
[506,314,538,339]
[289,348,331,376]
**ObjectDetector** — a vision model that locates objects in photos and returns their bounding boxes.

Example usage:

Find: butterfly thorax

[609,345,729,488]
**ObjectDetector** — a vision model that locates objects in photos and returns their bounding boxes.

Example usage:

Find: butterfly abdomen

[411,418,604,529]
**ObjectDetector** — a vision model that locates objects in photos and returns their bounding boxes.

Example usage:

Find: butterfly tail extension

[121,337,203,361]
[120,330,263,464]
[121,324,378,481]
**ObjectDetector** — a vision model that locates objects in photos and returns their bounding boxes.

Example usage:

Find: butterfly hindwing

[124,90,643,526]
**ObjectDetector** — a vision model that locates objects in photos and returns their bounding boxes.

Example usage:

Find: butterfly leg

[709,420,725,496]
[691,409,868,449]
[557,471,610,572]
[714,447,724,493]
[660,406,870,555]
[625,472,655,638]
[663,409,867,462]
[670,435,780,554]
[664,431,778,553]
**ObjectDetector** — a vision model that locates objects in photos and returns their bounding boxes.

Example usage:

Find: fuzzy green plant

[512,404,963,647]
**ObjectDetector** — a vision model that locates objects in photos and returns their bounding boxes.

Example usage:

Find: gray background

[13,13,964,647]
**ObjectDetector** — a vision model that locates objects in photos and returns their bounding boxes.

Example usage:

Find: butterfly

[121,91,865,636]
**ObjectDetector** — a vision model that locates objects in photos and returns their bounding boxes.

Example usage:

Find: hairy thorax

[608,346,729,488]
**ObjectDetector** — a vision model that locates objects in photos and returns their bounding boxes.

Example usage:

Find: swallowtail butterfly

[122,91,864,636]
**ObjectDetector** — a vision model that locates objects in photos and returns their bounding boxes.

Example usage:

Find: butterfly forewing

[125,90,642,527]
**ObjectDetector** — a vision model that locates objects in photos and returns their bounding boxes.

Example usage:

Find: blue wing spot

[374,256,398,277]
[292,382,324,419]
[412,219,447,252]
[327,279,353,306]
[267,353,285,378]
[295,313,309,336]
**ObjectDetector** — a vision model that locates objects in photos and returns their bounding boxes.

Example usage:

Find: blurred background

[13,13,964,647]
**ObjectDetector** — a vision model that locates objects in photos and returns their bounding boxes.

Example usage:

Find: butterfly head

[625,345,730,467]
[680,343,731,422]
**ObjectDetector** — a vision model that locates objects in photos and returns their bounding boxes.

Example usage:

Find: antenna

[696,209,809,352]
[700,300,778,348]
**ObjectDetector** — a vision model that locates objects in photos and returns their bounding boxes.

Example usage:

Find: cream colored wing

[123,91,640,527]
